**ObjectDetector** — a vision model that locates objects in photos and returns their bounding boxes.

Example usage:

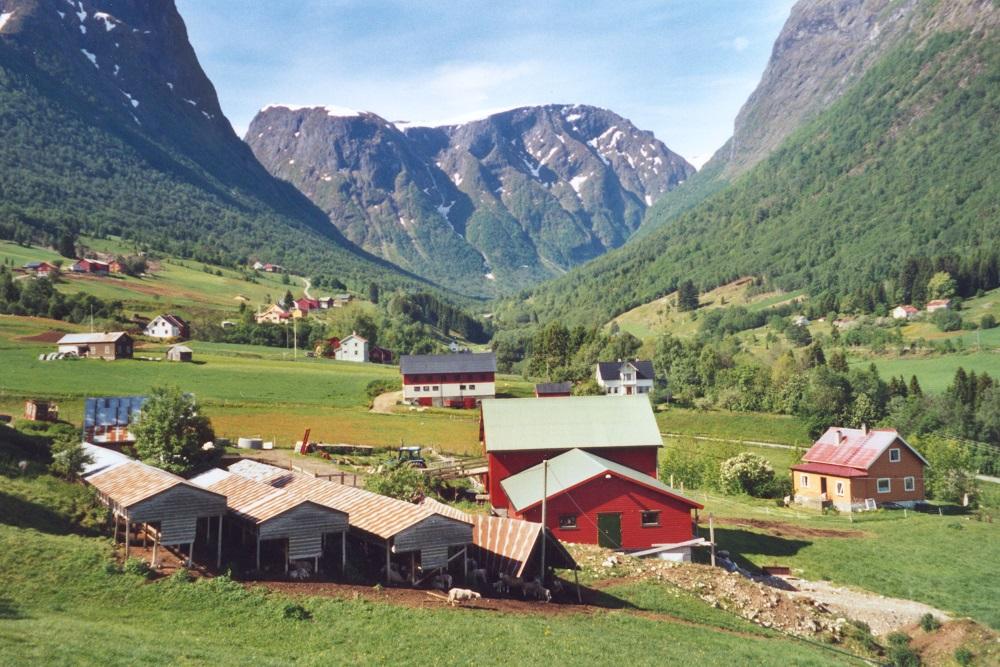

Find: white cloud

[731,36,750,52]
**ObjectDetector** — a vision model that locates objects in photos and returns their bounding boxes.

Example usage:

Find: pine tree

[676,280,699,312]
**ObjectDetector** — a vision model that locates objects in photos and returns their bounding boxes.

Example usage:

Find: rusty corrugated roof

[86,461,189,508]
[803,427,928,470]
[190,469,332,525]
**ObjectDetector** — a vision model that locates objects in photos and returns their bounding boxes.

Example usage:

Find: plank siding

[258,504,349,560]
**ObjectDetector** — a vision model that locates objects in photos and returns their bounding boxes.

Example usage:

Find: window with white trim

[558,514,578,530]
[889,448,901,463]
[835,481,845,496]
[800,474,809,488]
[904,476,915,492]
[877,478,891,493]
[641,511,661,527]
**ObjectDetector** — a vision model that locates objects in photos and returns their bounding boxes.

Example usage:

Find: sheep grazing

[432,573,453,591]
[522,579,552,603]
[470,568,489,588]
[446,587,482,606]
[497,572,523,595]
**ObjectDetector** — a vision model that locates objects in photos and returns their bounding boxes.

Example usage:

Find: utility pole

[540,459,548,583]
[293,317,298,360]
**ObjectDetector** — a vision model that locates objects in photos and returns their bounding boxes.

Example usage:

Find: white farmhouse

[595,360,655,396]
[891,305,919,320]
[334,333,369,363]
[144,314,189,340]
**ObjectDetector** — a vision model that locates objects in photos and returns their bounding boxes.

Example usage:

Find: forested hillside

[0,0,423,294]
[498,2,999,328]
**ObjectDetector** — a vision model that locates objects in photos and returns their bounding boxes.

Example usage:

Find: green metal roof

[480,395,662,452]
[500,448,702,512]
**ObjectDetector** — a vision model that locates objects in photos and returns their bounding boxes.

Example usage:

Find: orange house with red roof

[791,426,928,511]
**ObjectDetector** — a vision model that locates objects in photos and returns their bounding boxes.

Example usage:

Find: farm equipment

[294,428,312,455]
[396,446,427,469]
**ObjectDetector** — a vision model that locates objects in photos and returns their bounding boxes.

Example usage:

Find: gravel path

[370,390,403,414]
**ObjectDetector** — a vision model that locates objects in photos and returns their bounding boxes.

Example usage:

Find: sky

[176,1,795,169]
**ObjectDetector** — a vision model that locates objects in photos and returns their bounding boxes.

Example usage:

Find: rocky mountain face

[246,104,694,292]
[0,0,417,290]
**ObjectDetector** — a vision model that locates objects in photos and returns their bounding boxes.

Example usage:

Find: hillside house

[401,352,496,408]
[595,360,655,396]
[145,314,189,340]
[791,426,928,511]
[892,305,919,320]
[166,345,193,362]
[481,395,663,511]
[294,297,320,316]
[534,381,572,397]
[71,258,110,275]
[316,297,335,309]
[255,304,291,324]
[926,299,952,313]
[23,261,57,277]
[501,448,703,552]
[332,293,352,307]
[263,263,284,273]
[334,333,369,363]
[252,261,265,271]
[56,332,133,360]
[108,259,125,274]
[792,315,810,327]
[369,345,393,364]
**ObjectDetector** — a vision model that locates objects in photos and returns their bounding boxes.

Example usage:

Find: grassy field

[661,436,803,479]
[657,407,813,446]
[861,352,1000,393]
[0,474,854,666]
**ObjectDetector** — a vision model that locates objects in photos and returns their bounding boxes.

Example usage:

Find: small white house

[145,314,188,340]
[892,305,919,320]
[926,299,952,313]
[792,315,809,327]
[595,360,655,396]
[334,333,369,363]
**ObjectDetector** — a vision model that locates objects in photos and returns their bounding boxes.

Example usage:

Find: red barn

[400,352,496,408]
[501,448,702,550]
[481,396,700,550]
[71,258,110,275]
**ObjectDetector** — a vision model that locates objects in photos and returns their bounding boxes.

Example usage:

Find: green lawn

[860,351,1000,393]
[0,474,853,666]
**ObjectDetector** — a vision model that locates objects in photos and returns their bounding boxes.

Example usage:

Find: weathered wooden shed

[189,468,349,573]
[228,460,473,583]
[82,444,227,567]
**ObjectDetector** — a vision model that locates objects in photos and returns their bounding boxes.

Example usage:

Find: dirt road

[370,390,403,414]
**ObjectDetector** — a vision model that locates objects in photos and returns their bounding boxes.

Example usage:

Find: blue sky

[176,1,795,168]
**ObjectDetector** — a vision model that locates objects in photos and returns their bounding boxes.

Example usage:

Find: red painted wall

[513,474,695,549]
[486,447,659,509]
[402,372,495,385]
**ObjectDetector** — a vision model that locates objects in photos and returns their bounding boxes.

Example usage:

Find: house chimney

[861,423,868,435]
[833,429,841,444]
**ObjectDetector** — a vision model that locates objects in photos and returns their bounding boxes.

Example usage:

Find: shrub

[719,452,775,497]
[169,568,194,584]
[123,558,152,579]
[885,632,921,667]
[954,647,973,666]
[365,377,401,401]
[364,464,428,502]
[282,603,312,621]
[931,309,962,332]
[918,613,941,632]
[982,314,997,330]
[49,434,93,480]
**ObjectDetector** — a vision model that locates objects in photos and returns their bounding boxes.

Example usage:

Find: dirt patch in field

[907,619,1000,666]
[18,330,69,343]
[716,517,866,539]
[370,390,403,414]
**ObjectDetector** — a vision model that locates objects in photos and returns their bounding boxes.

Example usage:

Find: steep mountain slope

[0,0,420,291]
[500,0,999,328]
[246,104,693,293]
[638,0,926,238]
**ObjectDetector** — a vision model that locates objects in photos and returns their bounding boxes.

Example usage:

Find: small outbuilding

[166,344,193,362]
[56,332,133,360]
[24,399,58,422]
[534,381,572,398]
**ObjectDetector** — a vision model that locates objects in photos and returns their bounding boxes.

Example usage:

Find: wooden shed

[24,399,58,421]
[190,469,349,574]
[228,460,473,583]
[56,332,133,360]
[166,344,193,362]
[82,444,227,567]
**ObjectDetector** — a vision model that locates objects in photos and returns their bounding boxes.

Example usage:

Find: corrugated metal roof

[481,395,662,452]
[596,360,655,381]
[86,461,197,508]
[534,382,572,395]
[803,427,928,470]
[501,448,702,513]
[81,443,132,476]
[57,332,129,344]
[228,460,470,540]
[400,352,496,375]
[421,498,577,576]
[190,469,340,525]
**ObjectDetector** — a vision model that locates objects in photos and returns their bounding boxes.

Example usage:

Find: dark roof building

[401,352,497,408]
[534,381,572,397]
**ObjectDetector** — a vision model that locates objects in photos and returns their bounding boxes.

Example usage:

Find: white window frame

[904,476,915,492]
[835,481,845,497]
[877,478,891,494]
[558,514,578,530]
[889,448,901,463]
[641,511,661,527]
[800,474,809,488]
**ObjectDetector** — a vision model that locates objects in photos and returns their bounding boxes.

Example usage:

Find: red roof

[789,462,867,478]
[800,427,928,471]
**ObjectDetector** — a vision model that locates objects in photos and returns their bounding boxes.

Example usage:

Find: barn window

[835,481,845,496]
[558,515,578,530]
[904,476,915,492]
[800,474,809,488]
[889,448,901,463]
[432,386,439,391]
[460,384,467,390]
[877,478,891,493]
[413,387,420,392]
[468,384,476,390]
[641,511,661,527]
[423,386,430,391]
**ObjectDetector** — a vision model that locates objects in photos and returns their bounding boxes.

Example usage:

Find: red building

[501,448,702,550]
[481,395,662,511]
[71,258,110,275]
[400,352,496,408]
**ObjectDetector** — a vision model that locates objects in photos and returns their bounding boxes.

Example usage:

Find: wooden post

[256,535,261,571]
[463,547,468,583]
[216,515,223,569]
[540,459,548,582]
[187,542,193,568]
[709,514,715,567]
[574,569,582,603]
[385,542,391,585]
[314,556,319,576]
[670,474,674,488]
[125,521,130,558]
[410,552,416,585]
[284,542,289,574]
[152,534,159,568]
[113,514,119,545]
[144,523,149,548]
[341,532,346,573]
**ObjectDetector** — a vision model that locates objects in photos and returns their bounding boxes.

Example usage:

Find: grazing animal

[432,573,453,591]
[522,579,552,603]
[17,460,28,473]
[470,568,489,588]
[550,578,565,596]
[446,588,482,606]
[498,573,523,595]
[289,561,312,581]
[492,580,505,594]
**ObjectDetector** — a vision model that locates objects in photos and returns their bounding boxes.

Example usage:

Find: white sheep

[446,587,482,606]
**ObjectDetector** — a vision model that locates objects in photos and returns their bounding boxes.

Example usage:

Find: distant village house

[145,314,189,340]
[56,332,133,360]
[926,299,951,313]
[71,258,110,275]
[255,303,291,324]
[334,333,369,363]
[596,360,655,396]
[400,351,496,408]
[892,305,919,320]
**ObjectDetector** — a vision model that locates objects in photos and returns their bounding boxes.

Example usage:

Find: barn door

[597,513,621,549]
